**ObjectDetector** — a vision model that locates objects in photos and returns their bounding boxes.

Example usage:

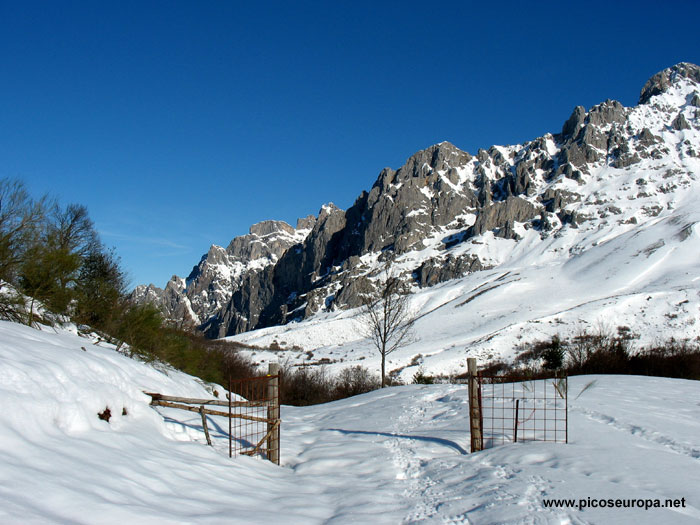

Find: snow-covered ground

[1,320,699,524]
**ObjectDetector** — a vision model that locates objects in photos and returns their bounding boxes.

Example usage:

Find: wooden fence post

[199,405,212,446]
[267,363,280,465]
[468,358,483,452]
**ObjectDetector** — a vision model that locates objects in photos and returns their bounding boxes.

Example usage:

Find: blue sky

[2,1,699,288]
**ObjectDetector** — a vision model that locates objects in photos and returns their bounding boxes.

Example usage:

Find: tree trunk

[27,296,35,327]
[381,350,386,388]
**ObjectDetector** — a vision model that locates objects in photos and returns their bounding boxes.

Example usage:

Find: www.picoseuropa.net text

[543,497,687,511]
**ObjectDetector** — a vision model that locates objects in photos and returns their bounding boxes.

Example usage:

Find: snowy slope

[128,64,699,349]
[226,72,700,380]
[1,320,700,524]
[227,194,700,380]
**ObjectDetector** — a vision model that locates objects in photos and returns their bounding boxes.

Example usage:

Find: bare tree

[360,271,416,387]
[0,178,46,283]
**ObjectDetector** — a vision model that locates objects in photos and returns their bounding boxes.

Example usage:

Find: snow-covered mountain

[131,218,314,329]
[133,63,700,367]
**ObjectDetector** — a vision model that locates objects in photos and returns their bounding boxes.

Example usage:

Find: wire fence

[146,365,280,465]
[478,375,567,448]
[229,373,279,462]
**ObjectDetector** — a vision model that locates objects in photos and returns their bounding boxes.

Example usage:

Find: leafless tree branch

[359,267,416,387]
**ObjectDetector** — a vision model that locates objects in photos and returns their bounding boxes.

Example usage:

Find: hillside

[1,320,699,523]
[132,63,700,369]
[227,63,700,378]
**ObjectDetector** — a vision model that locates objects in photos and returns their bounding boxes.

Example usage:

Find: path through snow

[2,322,700,523]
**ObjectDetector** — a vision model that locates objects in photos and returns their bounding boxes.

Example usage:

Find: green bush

[412,368,435,384]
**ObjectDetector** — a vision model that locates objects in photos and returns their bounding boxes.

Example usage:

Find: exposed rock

[206,266,276,337]
[672,113,691,131]
[355,142,478,255]
[556,100,629,174]
[334,275,373,309]
[557,210,579,227]
[560,141,599,172]
[296,215,317,230]
[227,220,297,260]
[639,62,700,104]
[612,152,641,169]
[468,197,539,240]
[540,188,581,213]
[130,277,199,327]
[131,219,311,329]
[477,176,492,207]
[638,127,660,146]
[606,126,630,162]
[587,100,626,128]
[677,222,695,242]
[415,254,484,288]
[561,106,586,140]
[535,211,559,233]
[555,162,583,181]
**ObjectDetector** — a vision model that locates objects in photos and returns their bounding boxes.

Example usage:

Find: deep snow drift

[1,320,699,524]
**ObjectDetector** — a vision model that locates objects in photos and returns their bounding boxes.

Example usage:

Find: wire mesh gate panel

[478,375,567,448]
[228,372,280,463]
[146,365,280,465]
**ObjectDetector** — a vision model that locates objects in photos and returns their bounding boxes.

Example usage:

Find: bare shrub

[628,339,700,379]
[278,364,383,406]
[507,328,700,380]
[280,366,334,406]
[335,365,380,397]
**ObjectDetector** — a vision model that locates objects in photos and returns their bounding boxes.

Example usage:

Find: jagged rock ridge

[130,218,314,328]
[132,63,700,339]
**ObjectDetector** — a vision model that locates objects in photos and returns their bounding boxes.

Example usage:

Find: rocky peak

[317,203,343,222]
[130,276,199,327]
[226,220,303,262]
[560,100,626,140]
[296,215,317,230]
[561,106,586,140]
[587,99,626,127]
[400,141,472,180]
[248,220,295,237]
[639,62,700,105]
[554,99,629,176]
[198,245,228,268]
[131,216,315,330]
[164,275,186,294]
